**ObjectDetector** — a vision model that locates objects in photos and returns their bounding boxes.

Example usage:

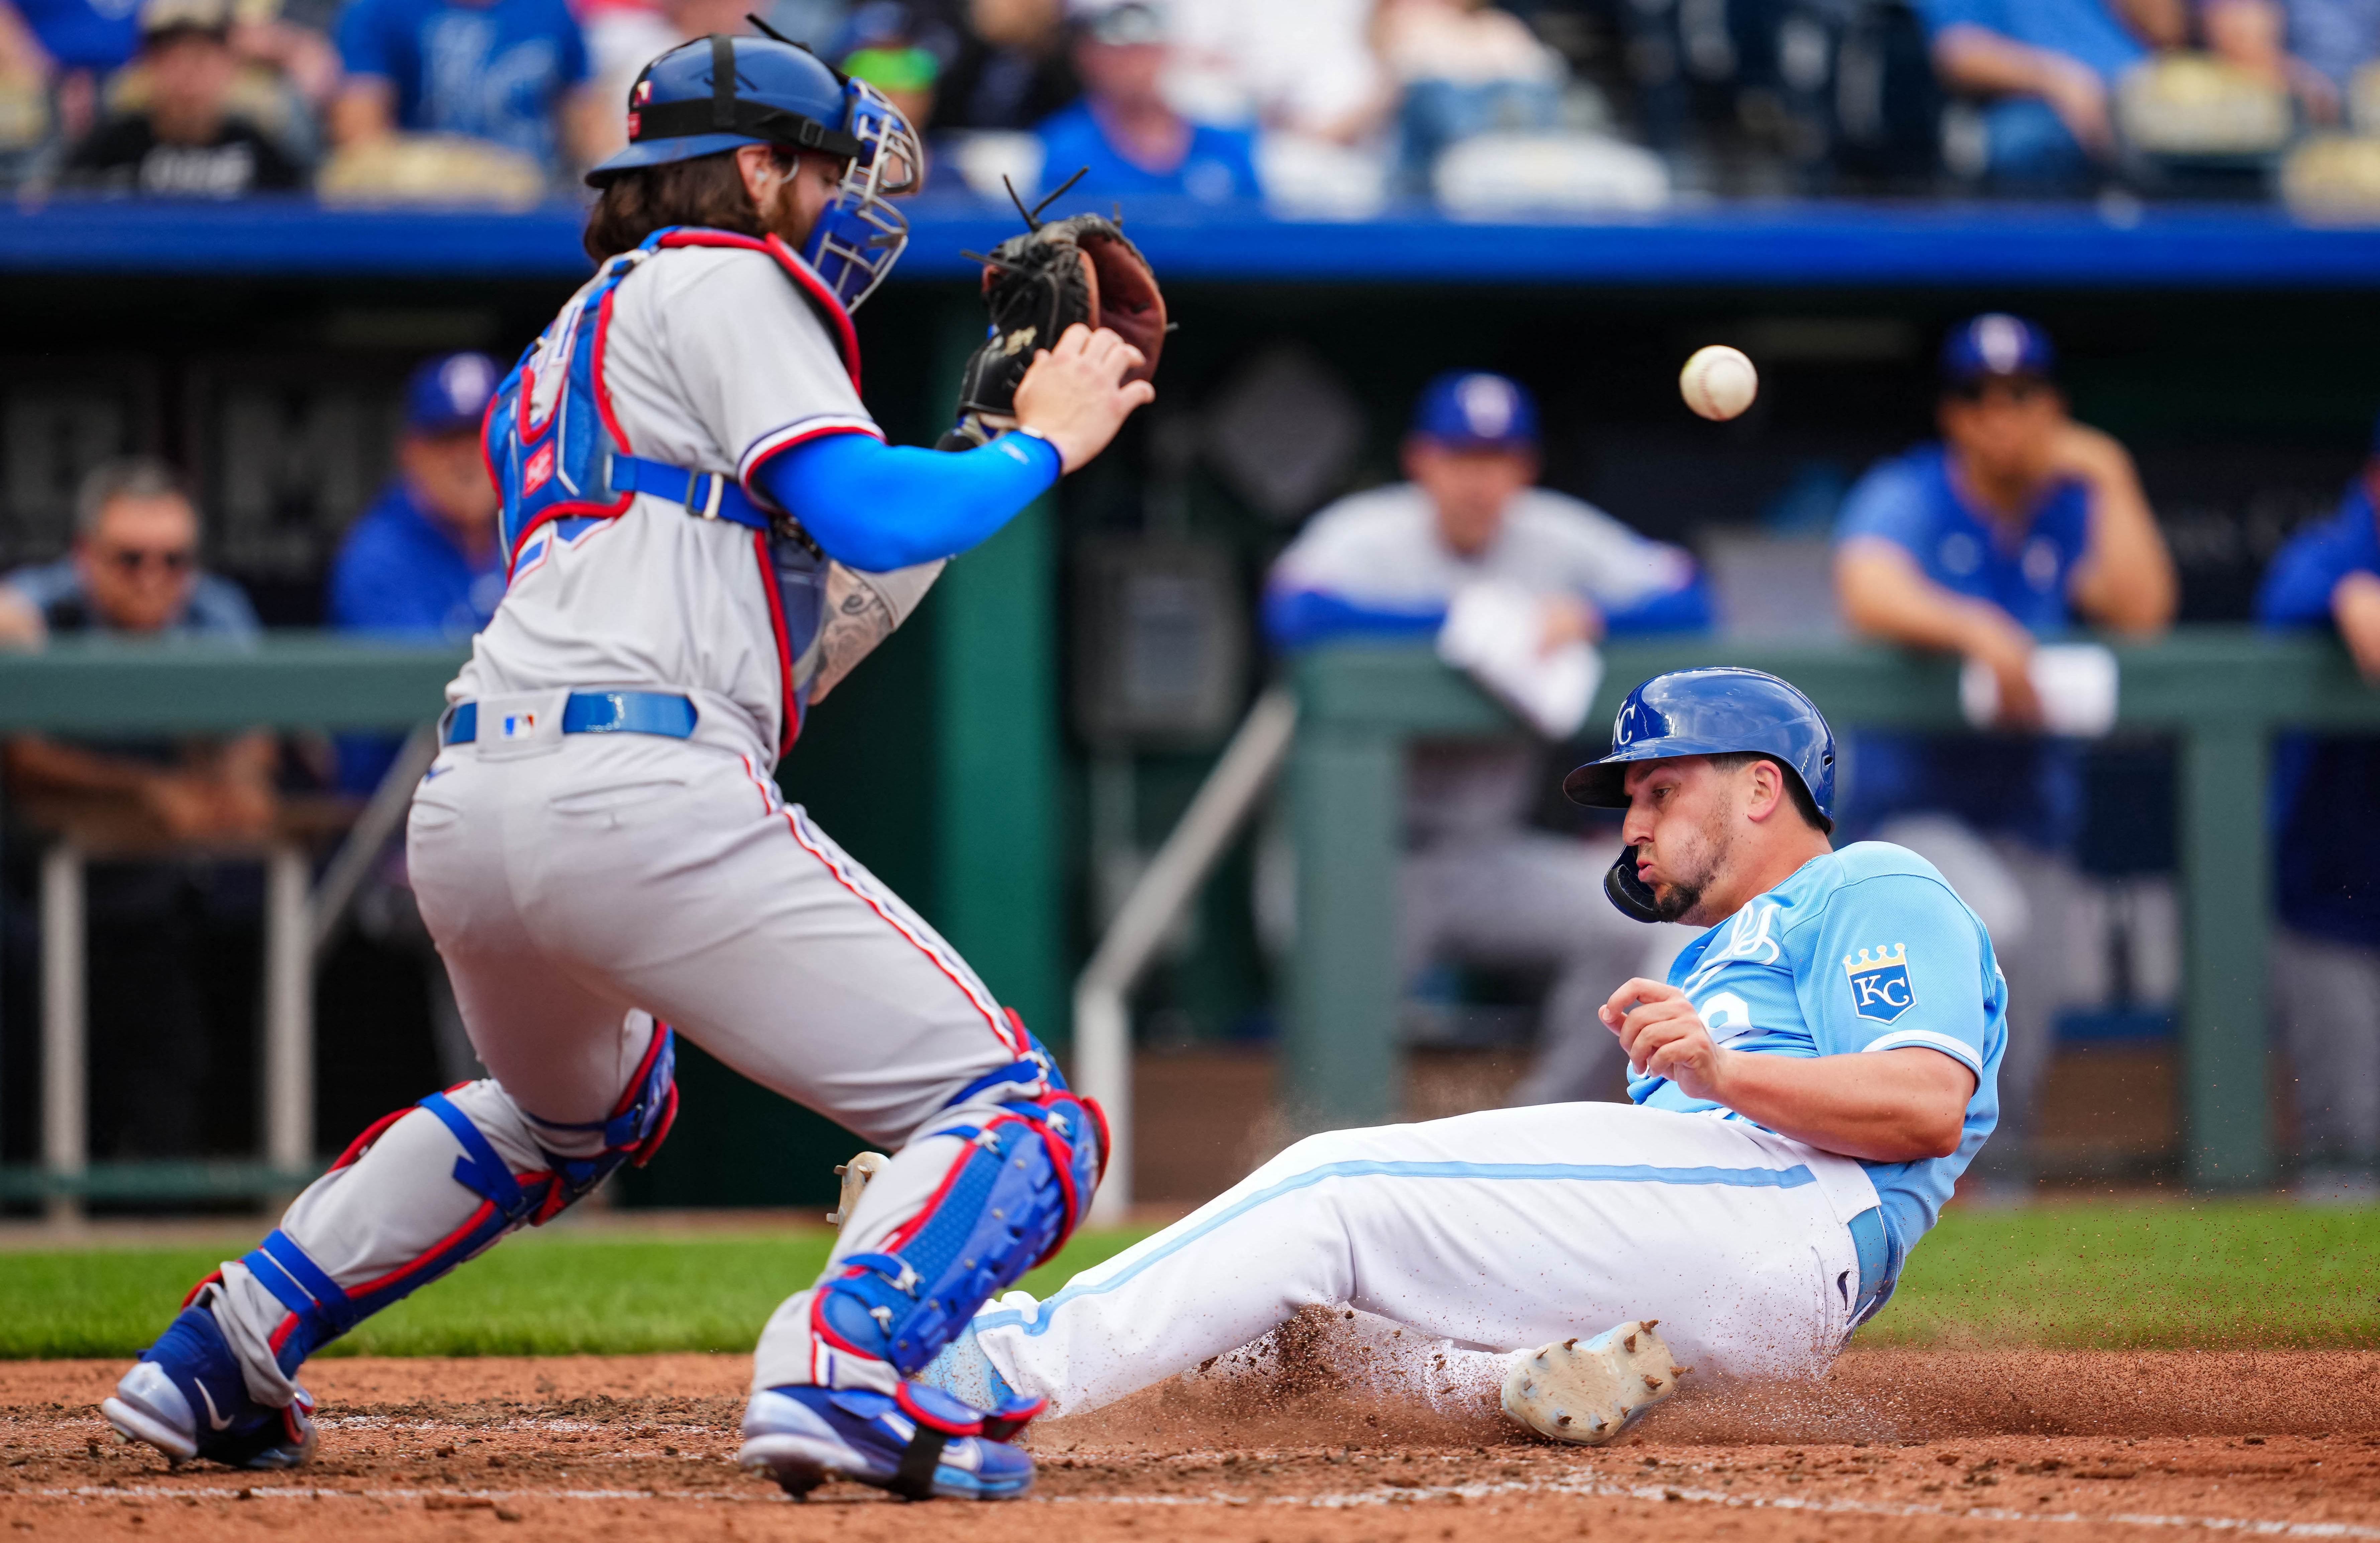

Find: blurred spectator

[1164,0,1383,142]
[0,582,41,645]
[0,0,332,165]
[2204,0,2378,121]
[836,1,945,133]
[327,351,504,791]
[61,0,304,194]
[326,352,502,1086]
[0,458,274,1161]
[1375,0,1565,193]
[0,0,147,145]
[1832,314,2176,1198]
[934,0,1073,131]
[1264,371,1714,1109]
[584,0,751,159]
[1035,0,1257,202]
[1921,0,2188,190]
[2254,417,2380,1205]
[332,0,605,177]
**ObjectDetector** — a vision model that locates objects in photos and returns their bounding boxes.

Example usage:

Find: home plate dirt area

[2,1346,2375,1543]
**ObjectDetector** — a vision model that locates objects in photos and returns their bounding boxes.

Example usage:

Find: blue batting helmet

[1563,667,1835,831]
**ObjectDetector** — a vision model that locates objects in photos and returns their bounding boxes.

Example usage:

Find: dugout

[1,196,2376,1211]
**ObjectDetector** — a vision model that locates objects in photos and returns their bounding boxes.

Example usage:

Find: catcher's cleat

[101,1306,317,1469]
[1500,1318,1690,1446]
[825,1150,888,1228]
[739,1383,1037,1501]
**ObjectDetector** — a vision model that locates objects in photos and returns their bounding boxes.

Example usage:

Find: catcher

[100,30,1161,1504]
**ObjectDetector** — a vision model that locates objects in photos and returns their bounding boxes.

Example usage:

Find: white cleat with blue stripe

[1501,1319,1691,1445]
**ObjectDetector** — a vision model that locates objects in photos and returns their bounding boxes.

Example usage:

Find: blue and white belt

[1847,1205,1896,1327]
[441,691,698,747]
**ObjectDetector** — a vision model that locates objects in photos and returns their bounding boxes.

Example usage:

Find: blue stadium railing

[4,195,2380,287]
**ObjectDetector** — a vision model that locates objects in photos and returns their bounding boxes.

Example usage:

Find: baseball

[1680,344,1758,421]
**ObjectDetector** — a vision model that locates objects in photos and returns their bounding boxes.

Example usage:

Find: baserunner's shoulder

[1770,842,1970,929]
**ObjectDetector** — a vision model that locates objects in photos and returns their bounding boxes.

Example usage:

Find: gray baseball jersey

[457,245,880,763]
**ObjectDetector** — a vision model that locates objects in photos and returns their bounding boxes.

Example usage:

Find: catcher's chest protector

[483,227,863,749]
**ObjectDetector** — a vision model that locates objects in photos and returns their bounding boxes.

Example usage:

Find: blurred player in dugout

[2256,414,2380,1205]
[1833,313,2177,1197]
[325,350,506,1086]
[1,458,274,1159]
[1264,371,1713,1106]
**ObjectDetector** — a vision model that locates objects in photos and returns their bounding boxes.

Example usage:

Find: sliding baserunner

[918,668,2004,1442]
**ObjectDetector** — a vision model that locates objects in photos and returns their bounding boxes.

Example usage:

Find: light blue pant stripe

[979,1156,1817,1338]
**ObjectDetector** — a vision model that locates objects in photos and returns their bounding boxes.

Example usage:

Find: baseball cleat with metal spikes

[1500,1318,1691,1445]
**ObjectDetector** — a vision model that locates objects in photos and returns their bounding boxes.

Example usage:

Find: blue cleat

[738,1382,1039,1501]
[101,1307,317,1470]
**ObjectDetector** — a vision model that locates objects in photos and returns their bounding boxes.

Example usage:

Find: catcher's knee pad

[225,1027,679,1373]
[813,1081,1105,1378]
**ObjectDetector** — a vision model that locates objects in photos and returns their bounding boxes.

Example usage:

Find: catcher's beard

[1644,804,1736,924]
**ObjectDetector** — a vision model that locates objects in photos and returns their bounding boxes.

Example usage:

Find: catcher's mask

[588,29,922,312]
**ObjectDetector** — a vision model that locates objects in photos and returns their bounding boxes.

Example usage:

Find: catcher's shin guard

[811,1077,1105,1382]
[221,1028,679,1373]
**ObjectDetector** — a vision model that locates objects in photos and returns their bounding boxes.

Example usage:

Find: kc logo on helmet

[1843,944,1914,1024]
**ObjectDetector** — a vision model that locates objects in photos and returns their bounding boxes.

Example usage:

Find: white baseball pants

[206,725,1032,1407]
[971,1102,1878,1418]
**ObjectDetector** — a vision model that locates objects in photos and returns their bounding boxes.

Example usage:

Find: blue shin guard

[809,1078,1105,1387]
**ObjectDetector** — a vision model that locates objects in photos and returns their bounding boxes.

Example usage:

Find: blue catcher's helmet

[588,34,921,310]
[1562,667,1836,832]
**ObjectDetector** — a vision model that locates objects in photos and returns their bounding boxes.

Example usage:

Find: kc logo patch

[1844,944,1915,1024]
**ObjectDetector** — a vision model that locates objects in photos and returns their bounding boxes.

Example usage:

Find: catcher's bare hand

[1013,323,1155,473]
[1601,978,1728,1102]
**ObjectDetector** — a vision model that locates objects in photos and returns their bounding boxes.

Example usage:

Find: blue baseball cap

[1941,313,2055,388]
[405,352,501,436]
[1411,371,1540,450]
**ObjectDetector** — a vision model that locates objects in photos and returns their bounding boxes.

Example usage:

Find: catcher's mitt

[941,181,1166,448]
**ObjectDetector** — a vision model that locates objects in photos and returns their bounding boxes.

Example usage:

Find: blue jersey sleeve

[1916,0,1999,38]
[1834,457,1936,559]
[2258,494,2378,628]
[1602,572,1714,635]
[554,0,590,85]
[337,0,397,78]
[755,430,1062,571]
[330,529,444,634]
[1799,871,1993,1081]
[1260,584,1446,649]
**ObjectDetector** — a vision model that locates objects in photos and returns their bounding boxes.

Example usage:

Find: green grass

[0,1225,1154,1361]
[2,1198,2372,1361]
[1857,1197,2380,1349]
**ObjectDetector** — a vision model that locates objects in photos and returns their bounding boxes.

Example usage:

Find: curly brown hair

[583,150,781,262]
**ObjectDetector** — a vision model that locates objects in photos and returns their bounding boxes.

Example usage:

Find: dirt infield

[4,1348,2375,1543]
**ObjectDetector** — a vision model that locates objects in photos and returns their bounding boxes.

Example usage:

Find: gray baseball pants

[2271,927,2380,1169]
[201,726,1031,1407]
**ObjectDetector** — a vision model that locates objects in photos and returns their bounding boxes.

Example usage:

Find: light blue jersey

[1633,842,2005,1259]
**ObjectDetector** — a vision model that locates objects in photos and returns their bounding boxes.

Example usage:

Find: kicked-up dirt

[2,1345,2376,1543]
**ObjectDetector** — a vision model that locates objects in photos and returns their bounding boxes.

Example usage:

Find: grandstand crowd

[0,0,2377,210]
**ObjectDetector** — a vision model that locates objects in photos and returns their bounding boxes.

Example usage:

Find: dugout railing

[1283,630,2380,1193]
[0,635,467,1213]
